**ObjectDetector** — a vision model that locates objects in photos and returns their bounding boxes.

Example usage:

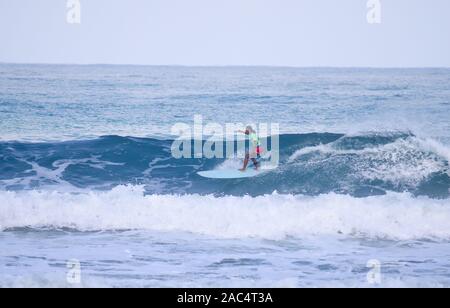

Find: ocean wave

[0,132,449,198]
[288,134,449,188]
[1,185,450,240]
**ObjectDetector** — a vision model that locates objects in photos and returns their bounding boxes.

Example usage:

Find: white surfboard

[197,166,275,179]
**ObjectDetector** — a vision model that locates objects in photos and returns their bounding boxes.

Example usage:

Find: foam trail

[1,186,450,240]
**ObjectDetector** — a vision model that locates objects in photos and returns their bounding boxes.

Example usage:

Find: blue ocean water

[1,64,450,287]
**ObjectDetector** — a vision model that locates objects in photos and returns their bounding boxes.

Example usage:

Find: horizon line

[0,61,449,70]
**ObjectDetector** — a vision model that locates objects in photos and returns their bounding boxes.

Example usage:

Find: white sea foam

[288,136,449,185]
[0,273,445,288]
[1,186,449,240]
[417,138,450,168]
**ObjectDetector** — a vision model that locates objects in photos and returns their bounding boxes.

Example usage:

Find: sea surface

[1,64,450,287]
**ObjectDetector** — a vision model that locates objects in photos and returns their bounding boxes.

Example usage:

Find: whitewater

[1,187,450,240]
[1,64,449,287]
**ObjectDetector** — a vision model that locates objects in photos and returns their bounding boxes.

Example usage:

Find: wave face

[1,133,449,198]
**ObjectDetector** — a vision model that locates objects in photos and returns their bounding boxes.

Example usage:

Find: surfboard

[198,169,262,179]
[197,166,275,179]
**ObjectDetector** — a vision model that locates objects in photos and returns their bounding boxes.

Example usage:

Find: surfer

[238,126,262,171]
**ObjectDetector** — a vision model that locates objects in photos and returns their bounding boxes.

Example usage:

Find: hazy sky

[1,0,449,67]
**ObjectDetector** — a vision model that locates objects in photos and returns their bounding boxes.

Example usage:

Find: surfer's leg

[251,158,259,170]
[239,153,250,171]
[252,153,261,170]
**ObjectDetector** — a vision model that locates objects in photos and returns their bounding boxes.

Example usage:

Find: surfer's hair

[246,126,255,133]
